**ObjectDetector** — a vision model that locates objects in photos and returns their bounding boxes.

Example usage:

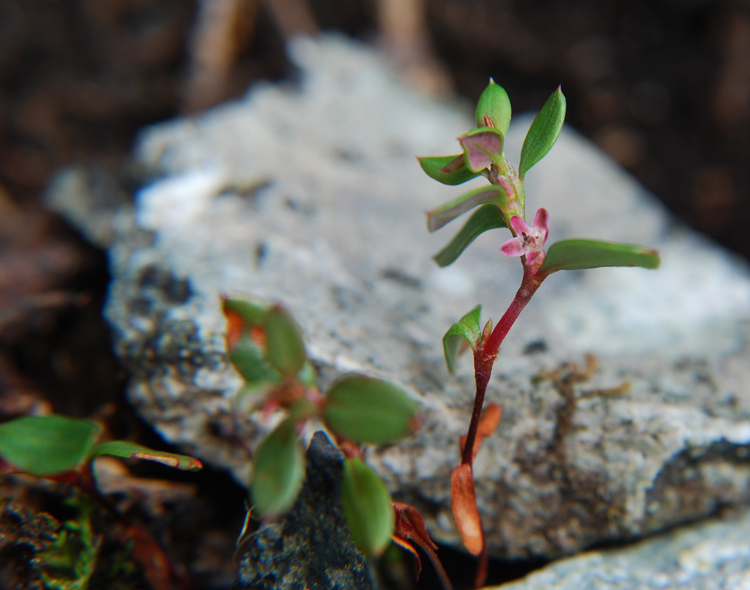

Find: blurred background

[0,0,747,588]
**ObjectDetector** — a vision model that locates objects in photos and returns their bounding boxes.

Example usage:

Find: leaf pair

[250,374,420,519]
[252,430,401,559]
[0,415,202,478]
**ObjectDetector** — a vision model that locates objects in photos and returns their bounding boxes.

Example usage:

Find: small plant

[223,295,448,584]
[419,79,660,586]
[0,414,202,589]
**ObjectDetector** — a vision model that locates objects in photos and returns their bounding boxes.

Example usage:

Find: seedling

[223,295,448,583]
[0,414,202,588]
[419,79,659,586]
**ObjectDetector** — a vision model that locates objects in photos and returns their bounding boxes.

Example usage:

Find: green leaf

[434,204,507,268]
[0,416,101,476]
[263,305,307,377]
[426,186,506,232]
[91,441,203,471]
[519,86,566,178]
[539,239,660,275]
[229,336,281,385]
[251,418,305,516]
[323,375,418,444]
[443,305,482,374]
[296,360,317,387]
[458,127,504,173]
[223,294,268,327]
[341,457,394,557]
[475,78,512,136]
[417,155,482,186]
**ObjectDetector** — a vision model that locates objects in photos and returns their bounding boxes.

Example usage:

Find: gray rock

[232,431,373,590]
[487,506,750,590]
[46,34,750,559]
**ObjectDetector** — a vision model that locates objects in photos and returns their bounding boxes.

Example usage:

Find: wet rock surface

[47,35,750,560]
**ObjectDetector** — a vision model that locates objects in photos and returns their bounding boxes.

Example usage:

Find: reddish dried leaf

[392,502,453,590]
[393,502,438,552]
[451,464,482,555]
[224,310,244,350]
[477,403,502,436]
[459,403,503,460]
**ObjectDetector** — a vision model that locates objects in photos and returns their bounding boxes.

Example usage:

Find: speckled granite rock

[47,34,750,559]
[488,506,750,590]
[232,431,373,590]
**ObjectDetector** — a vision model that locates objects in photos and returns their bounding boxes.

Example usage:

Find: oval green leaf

[0,415,101,477]
[434,204,507,268]
[91,441,203,471]
[426,186,506,233]
[417,155,482,186]
[458,127,504,173]
[475,78,512,136]
[222,294,268,327]
[229,336,281,386]
[519,86,566,178]
[443,305,482,374]
[263,305,307,377]
[341,457,394,557]
[323,375,418,444]
[251,418,305,516]
[539,239,660,275]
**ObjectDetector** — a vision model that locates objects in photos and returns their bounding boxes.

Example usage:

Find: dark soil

[0,1,746,589]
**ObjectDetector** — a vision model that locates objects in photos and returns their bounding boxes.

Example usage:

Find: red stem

[461,266,544,466]
[455,264,547,585]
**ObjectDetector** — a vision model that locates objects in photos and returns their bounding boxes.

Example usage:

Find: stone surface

[488,505,750,590]
[47,35,750,559]
[232,431,373,590]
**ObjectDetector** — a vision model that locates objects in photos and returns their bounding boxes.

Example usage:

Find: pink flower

[501,208,549,267]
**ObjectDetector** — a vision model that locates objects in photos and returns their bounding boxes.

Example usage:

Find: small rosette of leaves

[223,295,314,391]
[0,415,202,478]
[323,375,419,445]
[443,305,483,374]
[341,456,394,557]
